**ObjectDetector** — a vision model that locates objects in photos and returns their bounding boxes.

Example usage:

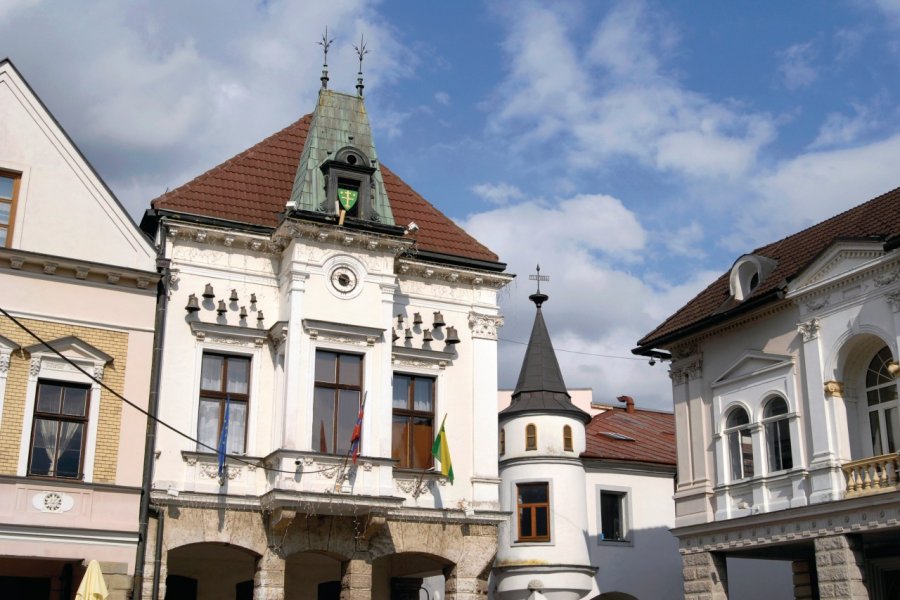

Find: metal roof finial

[318,26,334,89]
[528,264,550,307]
[354,34,368,97]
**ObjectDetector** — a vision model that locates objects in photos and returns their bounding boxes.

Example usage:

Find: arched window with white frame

[865,346,899,456]
[725,407,753,480]
[763,396,792,472]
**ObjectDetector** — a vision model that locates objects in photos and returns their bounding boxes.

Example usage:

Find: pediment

[712,351,794,388]
[788,240,885,293]
[25,336,112,365]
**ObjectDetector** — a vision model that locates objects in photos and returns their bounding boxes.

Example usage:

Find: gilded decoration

[824,380,844,397]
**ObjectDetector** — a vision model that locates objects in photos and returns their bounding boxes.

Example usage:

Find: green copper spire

[287,89,395,226]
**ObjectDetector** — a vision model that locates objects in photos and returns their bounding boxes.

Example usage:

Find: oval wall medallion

[32,490,75,513]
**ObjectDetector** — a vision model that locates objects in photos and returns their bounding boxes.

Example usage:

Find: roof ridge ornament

[354,34,368,97]
[528,264,549,307]
[318,26,334,90]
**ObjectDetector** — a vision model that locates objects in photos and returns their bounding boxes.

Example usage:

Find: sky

[4,0,900,410]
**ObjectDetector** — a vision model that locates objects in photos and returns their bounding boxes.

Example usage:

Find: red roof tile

[583,408,676,466]
[152,115,500,264]
[637,185,900,349]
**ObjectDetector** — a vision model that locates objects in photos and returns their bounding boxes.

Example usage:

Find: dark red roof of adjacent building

[583,407,676,466]
[636,185,900,350]
[151,115,500,264]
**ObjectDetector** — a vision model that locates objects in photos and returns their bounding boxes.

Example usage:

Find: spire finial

[528,264,550,307]
[354,34,368,97]
[318,26,334,89]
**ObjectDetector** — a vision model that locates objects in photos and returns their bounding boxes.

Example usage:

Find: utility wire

[498,337,649,362]
[0,305,341,477]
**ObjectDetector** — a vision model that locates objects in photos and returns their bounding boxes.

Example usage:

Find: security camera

[294,458,302,466]
[405,221,419,234]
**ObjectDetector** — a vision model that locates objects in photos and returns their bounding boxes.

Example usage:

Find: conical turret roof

[500,291,591,424]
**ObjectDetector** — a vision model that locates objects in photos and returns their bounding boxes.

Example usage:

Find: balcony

[842,453,900,498]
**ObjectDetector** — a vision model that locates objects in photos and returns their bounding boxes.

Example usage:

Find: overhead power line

[498,337,647,361]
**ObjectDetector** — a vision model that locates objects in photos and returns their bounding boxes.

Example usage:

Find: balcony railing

[843,453,900,497]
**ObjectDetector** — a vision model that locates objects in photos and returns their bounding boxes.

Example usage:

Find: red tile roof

[637,185,900,349]
[151,115,500,264]
[583,407,676,466]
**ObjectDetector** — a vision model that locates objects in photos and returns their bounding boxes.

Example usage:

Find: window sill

[598,538,633,547]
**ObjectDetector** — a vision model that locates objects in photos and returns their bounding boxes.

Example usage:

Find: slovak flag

[349,392,366,464]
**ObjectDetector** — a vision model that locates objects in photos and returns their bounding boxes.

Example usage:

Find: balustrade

[842,453,900,497]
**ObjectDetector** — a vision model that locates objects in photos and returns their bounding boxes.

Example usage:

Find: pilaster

[280,270,308,448]
[682,551,728,600]
[340,552,372,600]
[469,311,503,508]
[253,548,285,600]
[814,535,868,600]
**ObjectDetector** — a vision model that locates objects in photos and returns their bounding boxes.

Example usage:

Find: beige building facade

[0,59,160,599]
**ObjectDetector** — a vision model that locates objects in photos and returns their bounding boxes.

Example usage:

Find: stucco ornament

[887,292,900,313]
[824,380,844,397]
[0,353,9,374]
[32,490,75,513]
[797,318,820,342]
[468,312,504,340]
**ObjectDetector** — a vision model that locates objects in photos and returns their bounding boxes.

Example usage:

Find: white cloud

[461,192,716,409]
[777,42,819,90]
[724,132,900,250]
[434,91,450,105]
[471,182,524,205]
[664,221,705,258]
[0,0,413,216]
[809,104,880,148]
[871,0,900,25]
[489,1,775,181]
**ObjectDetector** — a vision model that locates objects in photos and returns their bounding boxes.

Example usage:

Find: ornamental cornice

[396,258,513,289]
[168,224,280,255]
[190,321,268,348]
[0,248,159,291]
[790,253,900,310]
[676,494,900,556]
[468,312,504,340]
[273,220,413,257]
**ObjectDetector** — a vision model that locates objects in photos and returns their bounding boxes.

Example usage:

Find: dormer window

[321,146,378,222]
[729,254,777,301]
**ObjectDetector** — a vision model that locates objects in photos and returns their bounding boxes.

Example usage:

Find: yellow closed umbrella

[75,560,109,600]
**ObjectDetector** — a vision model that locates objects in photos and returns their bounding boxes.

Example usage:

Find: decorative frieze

[797,318,819,342]
[396,258,513,289]
[874,270,900,287]
[468,312,504,340]
[803,296,829,312]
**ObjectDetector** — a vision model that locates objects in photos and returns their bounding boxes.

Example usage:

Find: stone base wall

[140,504,498,600]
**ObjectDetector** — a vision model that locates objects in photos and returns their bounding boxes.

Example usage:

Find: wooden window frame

[27,379,91,479]
[391,373,435,469]
[198,353,250,454]
[0,170,21,248]
[517,482,550,542]
[525,423,537,451]
[313,350,363,455]
[563,425,573,451]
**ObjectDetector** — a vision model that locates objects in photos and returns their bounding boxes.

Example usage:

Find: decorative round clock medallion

[330,266,358,295]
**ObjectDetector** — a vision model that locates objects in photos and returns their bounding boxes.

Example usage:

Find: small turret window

[499,428,506,455]
[525,424,537,451]
[563,425,573,451]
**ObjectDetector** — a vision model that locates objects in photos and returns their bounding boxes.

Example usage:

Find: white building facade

[140,83,511,599]
[634,186,900,599]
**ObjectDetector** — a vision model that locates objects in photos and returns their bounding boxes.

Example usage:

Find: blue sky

[4,0,900,409]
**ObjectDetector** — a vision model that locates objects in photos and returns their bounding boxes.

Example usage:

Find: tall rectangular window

[599,490,628,541]
[29,381,90,478]
[0,171,20,247]
[517,482,550,542]
[312,351,362,455]
[198,353,250,455]
[391,374,434,469]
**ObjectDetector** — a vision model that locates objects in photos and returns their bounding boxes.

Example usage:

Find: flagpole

[413,413,446,498]
[335,391,367,492]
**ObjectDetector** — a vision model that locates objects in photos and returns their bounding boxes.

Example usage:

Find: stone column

[682,551,728,600]
[253,548,285,600]
[340,553,372,600]
[792,558,816,600]
[814,535,868,599]
[444,564,488,600]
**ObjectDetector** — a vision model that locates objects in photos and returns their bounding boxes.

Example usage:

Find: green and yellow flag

[431,415,454,484]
